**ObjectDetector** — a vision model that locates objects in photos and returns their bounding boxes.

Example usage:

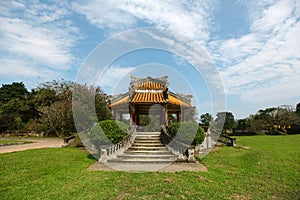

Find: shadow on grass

[87,153,98,161]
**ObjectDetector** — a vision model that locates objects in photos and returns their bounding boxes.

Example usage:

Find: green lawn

[0,135,299,199]
[0,139,31,145]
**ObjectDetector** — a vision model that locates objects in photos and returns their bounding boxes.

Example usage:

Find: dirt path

[0,138,63,154]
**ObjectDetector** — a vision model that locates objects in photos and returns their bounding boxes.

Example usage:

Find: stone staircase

[107,132,177,164]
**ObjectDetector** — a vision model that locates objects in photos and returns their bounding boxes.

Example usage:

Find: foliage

[72,83,112,132]
[168,121,205,145]
[34,80,75,137]
[0,140,31,145]
[0,80,112,137]
[139,115,161,131]
[0,83,30,131]
[95,87,112,121]
[168,113,177,124]
[37,101,74,137]
[74,132,84,147]
[89,120,128,147]
[199,113,213,126]
[215,112,235,133]
[1,135,299,199]
[0,82,28,104]
[296,102,300,116]
[245,105,300,134]
[168,122,180,138]
[236,118,250,132]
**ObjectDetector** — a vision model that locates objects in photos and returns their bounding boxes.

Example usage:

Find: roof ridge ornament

[130,75,168,89]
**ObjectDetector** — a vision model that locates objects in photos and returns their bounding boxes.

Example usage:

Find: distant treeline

[0,80,299,136]
[0,80,112,137]
[199,105,300,135]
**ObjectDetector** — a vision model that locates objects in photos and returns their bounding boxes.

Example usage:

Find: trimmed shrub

[168,122,180,138]
[89,120,128,147]
[168,121,205,145]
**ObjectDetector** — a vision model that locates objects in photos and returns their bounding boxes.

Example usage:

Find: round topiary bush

[168,121,205,145]
[89,120,128,147]
[168,122,180,138]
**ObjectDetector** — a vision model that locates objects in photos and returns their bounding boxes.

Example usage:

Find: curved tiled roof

[135,81,165,90]
[168,94,190,107]
[131,92,165,103]
[108,96,129,108]
[109,92,191,107]
[109,76,191,108]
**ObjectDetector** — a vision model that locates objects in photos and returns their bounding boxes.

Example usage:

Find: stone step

[104,131,178,164]
[128,146,167,151]
[107,158,176,163]
[136,134,160,137]
[133,142,162,146]
[124,150,174,155]
[133,139,162,143]
[136,131,160,134]
[105,163,171,172]
[131,143,165,147]
[117,154,177,159]
[135,136,161,140]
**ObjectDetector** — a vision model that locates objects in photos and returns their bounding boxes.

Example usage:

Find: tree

[95,87,112,121]
[247,106,300,134]
[72,83,112,132]
[199,113,213,126]
[38,100,74,137]
[0,82,28,104]
[36,80,75,136]
[236,118,250,132]
[296,102,300,116]
[0,82,30,131]
[215,112,235,133]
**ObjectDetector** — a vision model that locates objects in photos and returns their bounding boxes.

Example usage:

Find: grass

[0,139,31,145]
[0,135,299,199]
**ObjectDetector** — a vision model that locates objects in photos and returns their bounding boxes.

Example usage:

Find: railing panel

[98,125,137,163]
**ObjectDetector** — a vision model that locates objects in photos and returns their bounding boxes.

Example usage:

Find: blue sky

[0,0,299,119]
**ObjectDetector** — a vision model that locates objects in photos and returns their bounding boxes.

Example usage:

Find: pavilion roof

[109,76,191,108]
[131,92,165,103]
[135,81,165,90]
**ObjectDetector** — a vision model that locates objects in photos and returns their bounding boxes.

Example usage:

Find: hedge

[168,121,205,145]
[89,120,128,147]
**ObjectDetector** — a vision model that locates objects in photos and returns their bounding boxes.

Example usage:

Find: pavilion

[109,76,192,127]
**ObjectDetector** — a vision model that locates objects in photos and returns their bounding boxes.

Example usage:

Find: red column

[176,112,180,122]
[113,110,117,120]
[164,105,168,127]
[129,104,134,126]
[135,104,139,126]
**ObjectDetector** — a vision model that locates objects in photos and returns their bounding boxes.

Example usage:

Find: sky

[0,0,299,119]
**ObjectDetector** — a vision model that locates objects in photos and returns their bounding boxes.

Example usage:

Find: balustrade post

[187,148,196,163]
[98,149,108,163]
[206,130,212,148]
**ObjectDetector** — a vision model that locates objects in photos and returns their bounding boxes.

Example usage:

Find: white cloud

[211,0,300,105]
[98,66,135,93]
[0,1,80,66]
[72,0,218,43]
[0,0,299,115]
[0,58,62,89]
[72,0,137,31]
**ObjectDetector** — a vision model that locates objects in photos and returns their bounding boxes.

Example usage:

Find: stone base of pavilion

[87,160,208,172]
